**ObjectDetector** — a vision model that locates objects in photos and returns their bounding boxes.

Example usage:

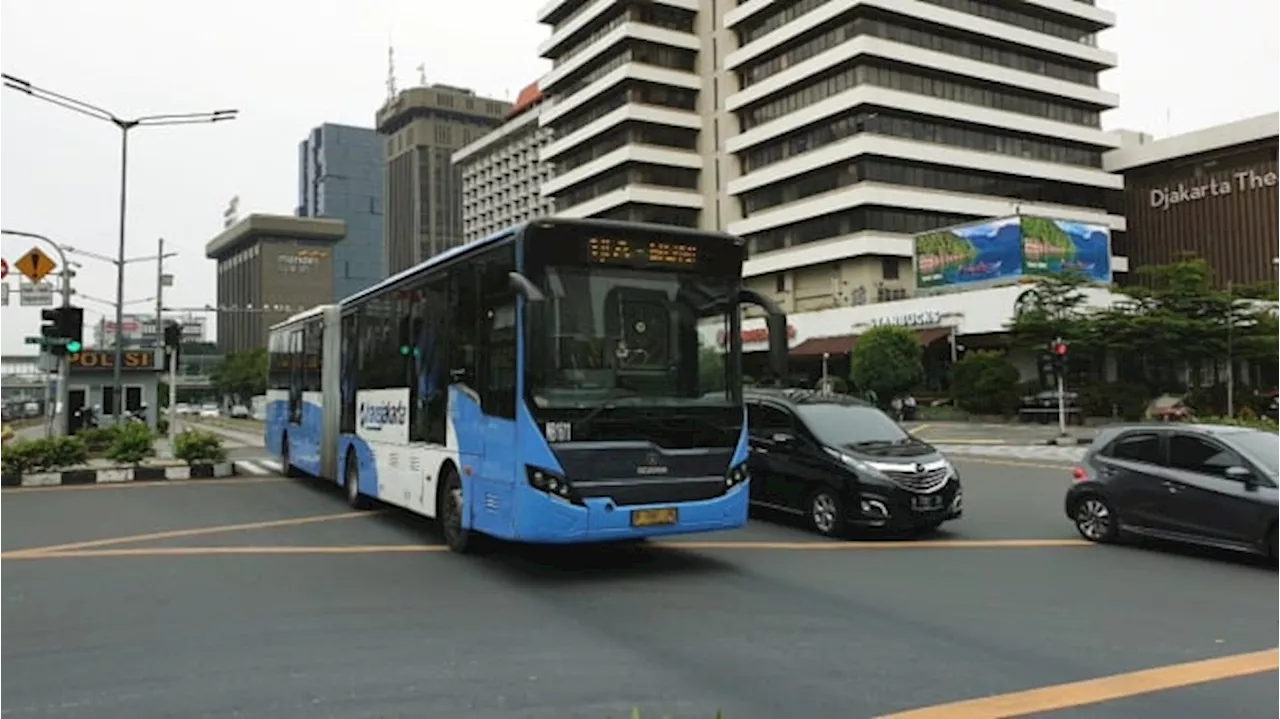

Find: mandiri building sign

[1149,168,1278,211]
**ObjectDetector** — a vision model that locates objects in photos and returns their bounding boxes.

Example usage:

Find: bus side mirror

[738,289,789,385]
[508,272,545,303]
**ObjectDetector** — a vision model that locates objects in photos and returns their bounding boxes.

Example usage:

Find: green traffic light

[399,345,410,356]
[66,341,82,354]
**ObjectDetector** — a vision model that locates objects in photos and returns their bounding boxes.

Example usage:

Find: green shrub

[948,351,1021,415]
[105,422,156,465]
[1,436,88,475]
[156,418,170,436]
[1198,415,1280,432]
[172,429,227,464]
[77,425,121,455]
[1076,382,1150,421]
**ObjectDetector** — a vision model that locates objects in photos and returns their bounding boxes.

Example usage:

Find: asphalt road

[3,457,1276,719]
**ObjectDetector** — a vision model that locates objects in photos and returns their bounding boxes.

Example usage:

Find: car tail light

[1071,466,1088,482]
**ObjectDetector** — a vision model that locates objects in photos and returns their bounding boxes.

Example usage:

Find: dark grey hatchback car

[744,389,963,538]
[1065,424,1279,557]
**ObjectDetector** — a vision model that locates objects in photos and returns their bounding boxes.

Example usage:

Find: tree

[210,349,267,403]
[1007,270,1092,350]
[850,326,924,402]
[949,351,1021,415]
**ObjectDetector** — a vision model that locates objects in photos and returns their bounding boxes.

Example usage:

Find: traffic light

[40,306,83,356]
[163,320,183,351]
[1049,340,1069,377]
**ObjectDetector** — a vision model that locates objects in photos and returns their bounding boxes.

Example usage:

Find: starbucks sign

[1150,168,1278,211]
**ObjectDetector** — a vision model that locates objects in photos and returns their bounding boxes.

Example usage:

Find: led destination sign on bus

[587,237,699,268]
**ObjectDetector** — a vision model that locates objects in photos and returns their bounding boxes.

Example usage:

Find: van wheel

[438,467,475,554]
[345,451,372,510]
[808,489,846,538]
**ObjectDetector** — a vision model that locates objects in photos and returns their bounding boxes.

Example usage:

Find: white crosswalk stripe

[934,444,1088,463]
[234,458,282,476]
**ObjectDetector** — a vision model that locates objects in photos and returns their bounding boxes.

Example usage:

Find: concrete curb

[1,461,238,488]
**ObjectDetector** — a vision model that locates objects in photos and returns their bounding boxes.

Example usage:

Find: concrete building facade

[1104,112,1279,288]
[205,214,346,356]
[376,85,512,274]
[297,123,386,300]
[535,0,1127,314]
[453,82,557,242]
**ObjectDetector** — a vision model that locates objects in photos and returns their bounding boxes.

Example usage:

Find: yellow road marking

[1,476,286,494]
[2,510,380,558]
[907,423,932,435]
[667,538,1089,551]
[2,537,1091,562]
[3,545,445,560]
[926,438,1008,445]
[877,648,1279,719]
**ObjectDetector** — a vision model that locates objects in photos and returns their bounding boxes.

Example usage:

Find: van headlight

[525,466,582,505]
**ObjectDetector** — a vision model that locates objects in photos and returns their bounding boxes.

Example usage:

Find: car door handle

[1161,481,1179,493]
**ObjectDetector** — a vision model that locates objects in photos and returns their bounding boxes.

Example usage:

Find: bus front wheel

[439,467,475,554]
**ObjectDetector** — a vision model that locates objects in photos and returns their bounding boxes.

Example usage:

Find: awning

[791,327,953,357]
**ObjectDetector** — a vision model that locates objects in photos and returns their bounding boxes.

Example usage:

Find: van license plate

[631,507,678,527]
[910,495,943,511]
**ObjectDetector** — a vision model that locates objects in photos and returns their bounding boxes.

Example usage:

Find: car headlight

[822,447,889,481]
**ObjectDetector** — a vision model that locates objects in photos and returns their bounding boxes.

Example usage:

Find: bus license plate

[631,507,679,527]
[910,495,943,512]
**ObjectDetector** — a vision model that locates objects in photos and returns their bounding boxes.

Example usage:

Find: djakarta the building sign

[1149,167,1278,211]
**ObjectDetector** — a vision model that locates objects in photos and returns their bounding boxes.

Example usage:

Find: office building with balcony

[377,84,512,274]
[206,214,346,355]
[536,0,1127,310]
[454,82,557,242]
[298,123,386,299]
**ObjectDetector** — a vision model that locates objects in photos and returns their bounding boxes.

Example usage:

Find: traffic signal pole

[1053,337,1067,439]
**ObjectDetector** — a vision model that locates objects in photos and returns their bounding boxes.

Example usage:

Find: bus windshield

[527,264,739,410]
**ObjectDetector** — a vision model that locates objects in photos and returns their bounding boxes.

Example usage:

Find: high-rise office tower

[454,82,557,243]
[298,123,386,299]
[377,84,512,274]
[536,0,1125,312]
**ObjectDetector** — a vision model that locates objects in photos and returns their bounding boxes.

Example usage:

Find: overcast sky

[2,0,1277,356]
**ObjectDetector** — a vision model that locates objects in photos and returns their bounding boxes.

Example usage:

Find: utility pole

[155,237,165,432]
[3,230,75,437]
[1226,280,1235,418]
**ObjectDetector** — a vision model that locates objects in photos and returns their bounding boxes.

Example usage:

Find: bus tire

[438,466,475,554]
[280,435,300,479]
[344,451,372,511]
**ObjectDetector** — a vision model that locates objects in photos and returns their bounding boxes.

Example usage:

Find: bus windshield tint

[527,265,738,409]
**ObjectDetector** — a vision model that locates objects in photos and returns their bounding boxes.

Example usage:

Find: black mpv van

[744,389,962,538]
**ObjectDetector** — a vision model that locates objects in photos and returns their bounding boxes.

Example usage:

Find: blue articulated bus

[265,217,789,553]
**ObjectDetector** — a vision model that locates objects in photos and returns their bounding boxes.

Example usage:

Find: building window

[881,257,899,280]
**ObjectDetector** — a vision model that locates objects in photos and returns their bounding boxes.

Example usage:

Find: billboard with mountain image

[1019,216,1112,283]
[914,216,1024,289]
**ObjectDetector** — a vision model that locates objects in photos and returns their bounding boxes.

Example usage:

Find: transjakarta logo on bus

[358,401,407,430]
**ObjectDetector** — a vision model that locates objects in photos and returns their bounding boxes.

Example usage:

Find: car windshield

[527,265,739,409]
[1231,430,1280,476]
[796,404,913,448]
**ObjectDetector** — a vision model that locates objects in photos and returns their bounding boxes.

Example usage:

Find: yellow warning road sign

[14,247,55,284]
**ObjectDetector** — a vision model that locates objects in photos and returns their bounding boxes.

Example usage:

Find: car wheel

[345,452,372,510]
[1072,493,1118,543]
[808,490,845,538]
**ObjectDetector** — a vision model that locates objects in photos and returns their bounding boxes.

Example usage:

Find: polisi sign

[358,401,407,431]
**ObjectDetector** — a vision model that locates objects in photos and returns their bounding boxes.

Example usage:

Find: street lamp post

[3,73,237,424]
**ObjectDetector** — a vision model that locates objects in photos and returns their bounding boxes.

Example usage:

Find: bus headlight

[725,463,749,488]
[525,466,580,503]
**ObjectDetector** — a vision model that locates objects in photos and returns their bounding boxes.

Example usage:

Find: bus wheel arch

[344,447,372,510]
[436,462,476,554]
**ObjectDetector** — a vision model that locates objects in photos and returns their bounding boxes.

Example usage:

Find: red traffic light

[1054,342,1068,356]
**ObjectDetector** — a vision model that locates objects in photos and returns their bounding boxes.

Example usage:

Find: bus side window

[339,312,358,434]
[476,245,517,419]
[449,265,481,391]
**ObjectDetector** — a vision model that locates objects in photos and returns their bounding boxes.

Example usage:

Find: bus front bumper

[510,481,749,544]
